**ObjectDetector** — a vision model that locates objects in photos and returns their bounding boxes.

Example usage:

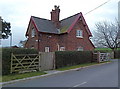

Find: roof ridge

[31,16,51,21]
[60,12,81,21]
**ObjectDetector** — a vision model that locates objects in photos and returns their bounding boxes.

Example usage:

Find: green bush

[114,50,120,59]
[55,51,93,69]
[2,48,38,75]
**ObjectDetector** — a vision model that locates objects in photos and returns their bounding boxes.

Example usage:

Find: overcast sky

[0,0,119,47]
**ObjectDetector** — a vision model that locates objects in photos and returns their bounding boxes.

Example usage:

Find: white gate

[94,52,111,63]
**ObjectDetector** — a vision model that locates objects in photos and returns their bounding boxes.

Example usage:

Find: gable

[60,13,80,33]
[61,12,92,36]
[26,17,39,36]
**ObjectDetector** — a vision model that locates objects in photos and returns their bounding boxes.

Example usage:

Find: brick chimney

[51,5,60,28]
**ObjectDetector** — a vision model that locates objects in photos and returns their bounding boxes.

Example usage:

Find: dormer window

[76,30,83,38]
[31,28,35,37]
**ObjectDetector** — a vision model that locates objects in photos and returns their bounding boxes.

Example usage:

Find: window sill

[31,36,35,38]
[76,36,83,38]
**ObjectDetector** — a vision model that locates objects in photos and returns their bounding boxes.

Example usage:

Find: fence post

[38,52,41,71]
[112,51,114,59]
[10,53,13,73]
[53,52,56,69]
[97,52,100,63]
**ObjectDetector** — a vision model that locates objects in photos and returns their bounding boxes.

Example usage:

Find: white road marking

[73,82,87,87]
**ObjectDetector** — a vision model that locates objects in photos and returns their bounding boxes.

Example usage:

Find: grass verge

[2,71,47,82]
[57,61,111,71]
[2,61,111,82]
[0,76,2,82]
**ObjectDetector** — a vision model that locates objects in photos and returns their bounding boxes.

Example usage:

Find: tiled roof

[60,13,80,33]
[30,12,92,36]
[31,13,79,34]
[32,16,59,34]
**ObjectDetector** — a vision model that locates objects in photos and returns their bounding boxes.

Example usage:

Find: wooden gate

[93,52,110,63]
[10,53,40,73]
[11,52,55,73]
[98,52,109,62]
[39,52,55,71]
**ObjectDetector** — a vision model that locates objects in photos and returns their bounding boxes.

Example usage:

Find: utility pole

[118,1,120,23]
[10,33,12,47]
[0,17,2,84]
[118,1,120,48]
[0,17,1,43]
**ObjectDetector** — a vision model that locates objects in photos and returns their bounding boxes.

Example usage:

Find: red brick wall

[25,18,94,52]
[58,19,94,51]
[38,33,59,52]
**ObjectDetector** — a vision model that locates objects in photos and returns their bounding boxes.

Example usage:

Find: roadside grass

[2,61,111,82]
[57,61,111,71]
[2,71,47,82]
[0,76,2,82]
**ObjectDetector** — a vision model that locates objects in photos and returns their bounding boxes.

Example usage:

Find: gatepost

[97,51,100,63]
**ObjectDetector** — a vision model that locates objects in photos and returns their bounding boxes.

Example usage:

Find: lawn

[2,71,46,82]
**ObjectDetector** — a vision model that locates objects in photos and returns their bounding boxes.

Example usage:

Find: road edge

[1,61,111,86]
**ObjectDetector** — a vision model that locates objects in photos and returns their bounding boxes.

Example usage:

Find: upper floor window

[76,30,83,38]
[60,47,65,51]
[31,28,35,37]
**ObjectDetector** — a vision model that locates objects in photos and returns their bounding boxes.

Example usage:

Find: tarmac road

[3,59,118,87]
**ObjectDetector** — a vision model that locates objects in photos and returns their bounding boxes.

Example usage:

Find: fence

[11,53,40,73]
[93,52,112,63]
[11,52,55,73]
[10,51,112,74]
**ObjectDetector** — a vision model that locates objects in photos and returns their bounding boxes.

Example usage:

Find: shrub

[55,51,93,69]
[2,48,38,75]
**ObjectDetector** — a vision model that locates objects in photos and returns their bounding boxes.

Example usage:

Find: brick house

[25,5,95,52]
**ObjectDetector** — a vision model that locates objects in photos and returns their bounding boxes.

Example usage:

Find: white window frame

[76,30,83,38]
[45,47,50,52]
[31,28,35,37]
[31,45,34,49]
[77,47,83,51]
[60,47,65,51]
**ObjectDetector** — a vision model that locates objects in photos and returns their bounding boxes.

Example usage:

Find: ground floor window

[45,47,50,52]
[60,47,65,51]
[77,47,83,51]
[31,45,34,49]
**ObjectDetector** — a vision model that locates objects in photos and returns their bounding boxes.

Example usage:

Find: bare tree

[92,21,120,51]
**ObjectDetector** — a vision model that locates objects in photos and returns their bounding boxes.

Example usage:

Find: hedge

[2,48,38,75]
[55,51,93,69]
[114,50,120,59]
